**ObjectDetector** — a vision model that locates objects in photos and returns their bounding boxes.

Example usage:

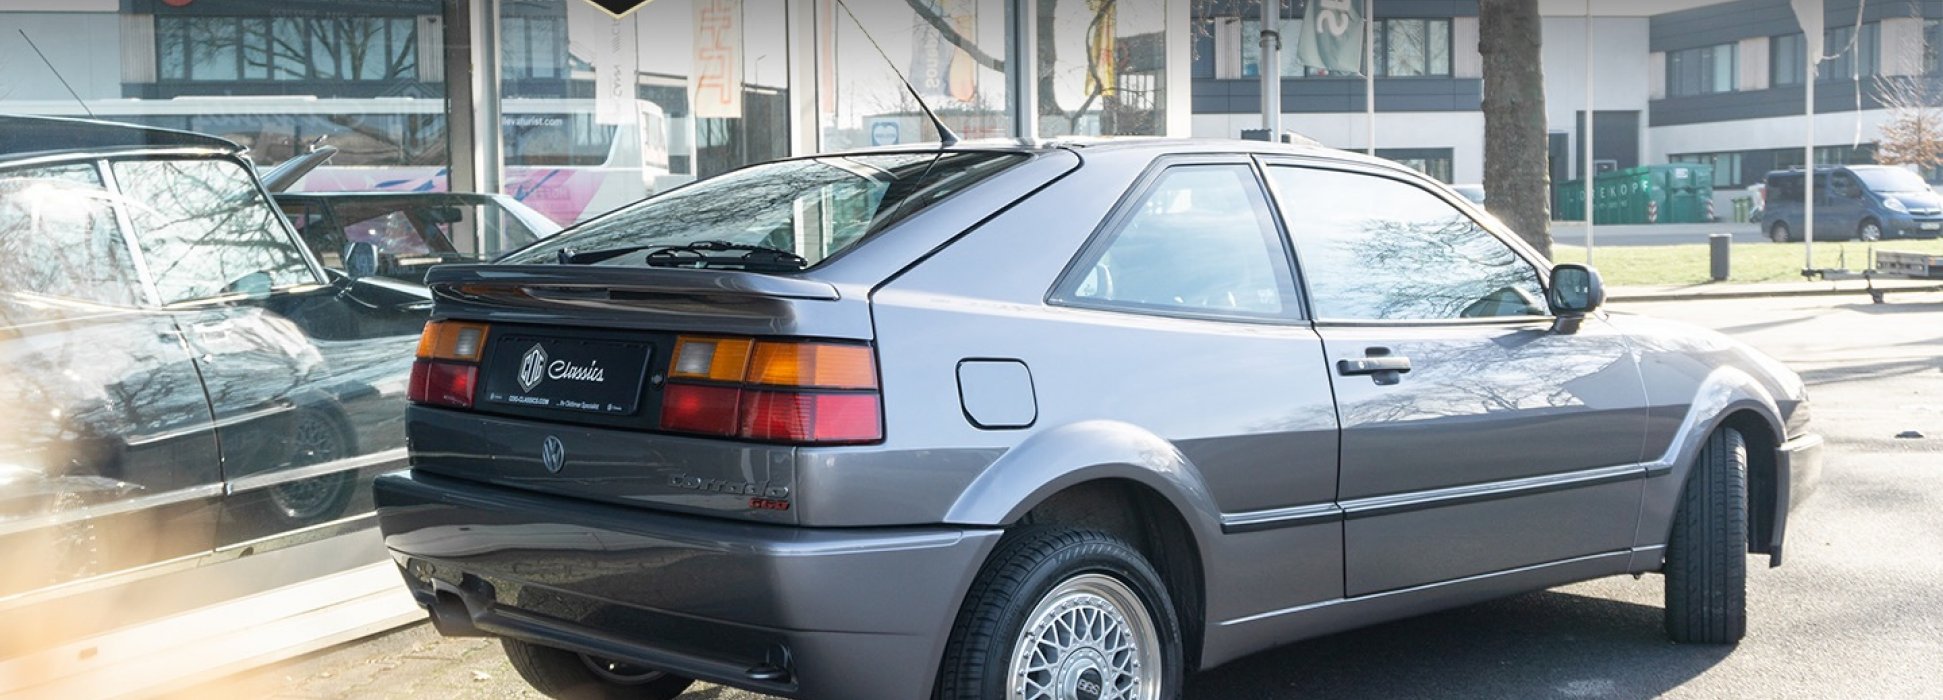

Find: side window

[1267,166,1546,321]
[113,158,316,304]
[1056,164,1298,320]
[0,163,146,309]
[1831,172,1861,199]
[280,201,344,269]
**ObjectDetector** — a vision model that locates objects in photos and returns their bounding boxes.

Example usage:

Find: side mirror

[1548,264,1605,316]
[343,242,379,280]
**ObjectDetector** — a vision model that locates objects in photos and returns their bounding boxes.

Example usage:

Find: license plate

[481,335,651,415]
[1923,223,1940,231]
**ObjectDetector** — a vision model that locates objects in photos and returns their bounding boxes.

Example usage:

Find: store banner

[567,1,640,125]
[1296,0,1366,75]
[1085,0,1116,97]
[692,0,744,119]
[908,0,979,103]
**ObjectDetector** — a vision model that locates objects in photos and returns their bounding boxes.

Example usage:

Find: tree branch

[899,0,1007,73]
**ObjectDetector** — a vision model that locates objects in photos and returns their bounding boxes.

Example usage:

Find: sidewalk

[1609,277,1943,302]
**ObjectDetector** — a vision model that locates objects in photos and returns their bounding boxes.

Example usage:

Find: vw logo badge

[518,343,548,392]
[541,435,567,473]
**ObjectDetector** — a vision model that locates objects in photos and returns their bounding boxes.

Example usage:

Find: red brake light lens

[659,383,742,436]
[659,336,882,444]
[409,360,477,409]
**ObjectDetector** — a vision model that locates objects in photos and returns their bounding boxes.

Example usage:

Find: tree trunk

[1478,0,1552,258]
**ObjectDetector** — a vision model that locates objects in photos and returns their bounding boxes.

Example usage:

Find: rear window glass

[503,151,1027,268]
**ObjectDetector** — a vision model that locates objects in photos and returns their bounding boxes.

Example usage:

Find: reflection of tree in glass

[902,0,1165,136]
[114,159,314,304]
[1328,215,1544,320]
[510,152,1023,266]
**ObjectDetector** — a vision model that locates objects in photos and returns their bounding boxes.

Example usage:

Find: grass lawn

[1551,238,1943,287]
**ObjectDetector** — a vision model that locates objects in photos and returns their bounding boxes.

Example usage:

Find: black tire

[1769,221,1792,243]
[936,527,1184,700]
[501,639,695,700]
[1859,218,1884,242]
[1664,427,1750,645]
[262,410,357,524]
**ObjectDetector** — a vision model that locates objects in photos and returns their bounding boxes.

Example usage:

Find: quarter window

[114,159,317,304]
[0,163,146,309]
[1056,164,1298,320]
[1266,166,1545,321]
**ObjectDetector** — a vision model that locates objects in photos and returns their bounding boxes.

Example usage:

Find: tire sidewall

[946,529,1186,700]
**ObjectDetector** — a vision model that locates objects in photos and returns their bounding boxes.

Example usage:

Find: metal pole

[1805,47,1816,270]
[1262,0,1281,135]
[1365,0,1375,154]
[1584,1,1595,263]
[1009,0,1038,139]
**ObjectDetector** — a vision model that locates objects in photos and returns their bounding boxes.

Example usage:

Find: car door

[1262,160,1649,597]
[110,156,420,549]
[0,160,221,600]
[1826,170,1868,238]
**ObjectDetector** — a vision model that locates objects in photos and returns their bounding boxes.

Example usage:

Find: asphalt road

[186,292,1943,700]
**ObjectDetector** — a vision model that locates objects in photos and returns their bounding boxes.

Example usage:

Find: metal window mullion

[96,159,165,309]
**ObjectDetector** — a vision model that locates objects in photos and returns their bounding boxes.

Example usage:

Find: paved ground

[183,292,1943,700]
[1552,222,1763,247]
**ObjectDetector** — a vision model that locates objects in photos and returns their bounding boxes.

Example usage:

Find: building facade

[1189,0,1932,208]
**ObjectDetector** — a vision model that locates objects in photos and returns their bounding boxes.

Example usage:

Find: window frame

[100,151,331,308]
[1047,154,1310,325]
[1666,42,1737,97]
[1254,155,1558,328]
[0,157,159,310]
[1373,17,1454,78]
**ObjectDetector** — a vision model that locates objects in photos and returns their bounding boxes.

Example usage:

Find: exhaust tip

[427,590,485,637]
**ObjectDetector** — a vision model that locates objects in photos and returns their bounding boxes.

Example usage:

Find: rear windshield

[504,151,1028,268]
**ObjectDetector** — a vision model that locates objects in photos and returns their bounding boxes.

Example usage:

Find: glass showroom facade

[1,0,1189,226]
[0,0,1186,607]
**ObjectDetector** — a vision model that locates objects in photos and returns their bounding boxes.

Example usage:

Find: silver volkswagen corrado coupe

[375,139,1821,700]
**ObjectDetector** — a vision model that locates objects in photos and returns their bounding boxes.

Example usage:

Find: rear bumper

[374,470,1003,699]
[1769,432,1824,566]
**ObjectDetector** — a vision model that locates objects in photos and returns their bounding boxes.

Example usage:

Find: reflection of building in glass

[1,0,1192,227]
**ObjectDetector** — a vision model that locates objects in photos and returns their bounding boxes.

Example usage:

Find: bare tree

[1479,0,1552,258]
[1874,75,1943,171]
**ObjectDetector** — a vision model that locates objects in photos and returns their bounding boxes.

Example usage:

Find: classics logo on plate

[518,343,548,392]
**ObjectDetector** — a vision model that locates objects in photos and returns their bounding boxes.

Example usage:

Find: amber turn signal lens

[748,342,877,389]
[417,320,491,362]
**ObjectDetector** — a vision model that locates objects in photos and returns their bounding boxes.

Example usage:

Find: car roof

[0,113,241,162]
[817,136,1393,167]
[274,191,504,204]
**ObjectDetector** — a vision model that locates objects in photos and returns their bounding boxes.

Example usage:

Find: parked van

[1761,165,1943,242]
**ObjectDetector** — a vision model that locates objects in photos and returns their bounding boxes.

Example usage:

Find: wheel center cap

[1058,648,1108,700]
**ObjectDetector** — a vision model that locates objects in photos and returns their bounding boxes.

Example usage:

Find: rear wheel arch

[1015,478,1208,671]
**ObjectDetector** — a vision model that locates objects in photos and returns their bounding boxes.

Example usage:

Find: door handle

[1337,357,1412,375]
[1337,348,1411,386]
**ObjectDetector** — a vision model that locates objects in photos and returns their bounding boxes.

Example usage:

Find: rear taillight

[660,336,882,444]
[409,320,489,409]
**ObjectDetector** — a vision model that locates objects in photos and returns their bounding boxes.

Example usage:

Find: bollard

[1709,233,1731,281]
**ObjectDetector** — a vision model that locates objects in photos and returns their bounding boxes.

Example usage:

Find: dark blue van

[1761,165,1943,242]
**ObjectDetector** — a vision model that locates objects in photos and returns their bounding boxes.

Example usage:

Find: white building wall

[1538,16,1651,134]
[1649,109,1893,162]
[1192,111,1489,182]
[0,11,124,102]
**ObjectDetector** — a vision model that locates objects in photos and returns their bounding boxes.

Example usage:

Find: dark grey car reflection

[0,116,424,643]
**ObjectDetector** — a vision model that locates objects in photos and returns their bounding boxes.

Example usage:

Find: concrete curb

[1610,282,1943,303]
